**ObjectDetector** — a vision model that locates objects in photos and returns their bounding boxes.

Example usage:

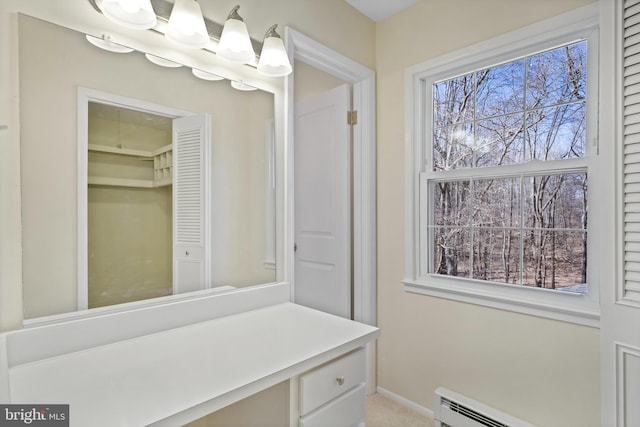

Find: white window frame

[404,4,601,327]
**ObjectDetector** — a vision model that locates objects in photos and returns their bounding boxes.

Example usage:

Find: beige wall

[185,381,289,427]
[88,186,173,308]
[375,1,600,426]
[294,61,347,102]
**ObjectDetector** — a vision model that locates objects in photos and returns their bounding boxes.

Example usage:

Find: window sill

[403,277,600,328]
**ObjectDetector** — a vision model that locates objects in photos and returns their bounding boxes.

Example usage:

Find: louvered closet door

[625,2,640,303]
[602,1,640,425]
[173,114,210,294]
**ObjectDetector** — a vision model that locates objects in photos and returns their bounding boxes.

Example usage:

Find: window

[430,41,588,292]
[405,6,600,325]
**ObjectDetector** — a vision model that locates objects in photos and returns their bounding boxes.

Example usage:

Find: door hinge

[347,110,358,126]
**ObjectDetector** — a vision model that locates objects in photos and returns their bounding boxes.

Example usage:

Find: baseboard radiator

[434,387,536,427]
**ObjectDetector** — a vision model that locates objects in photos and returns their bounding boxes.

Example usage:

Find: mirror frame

[0,0,286,328]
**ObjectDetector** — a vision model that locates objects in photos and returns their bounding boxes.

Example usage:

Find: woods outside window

[428,41,588,293]
[404,6,601,325]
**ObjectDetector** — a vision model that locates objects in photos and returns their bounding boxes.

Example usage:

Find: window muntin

[427,41,589,294]
[430,173,587,291]
[431,40,587,171]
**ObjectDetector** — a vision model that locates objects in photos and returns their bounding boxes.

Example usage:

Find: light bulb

[257,25,292,77]
[217,6,255,64]
[165,0,210,48]
[121,0,141,14]
[98,0,157,30]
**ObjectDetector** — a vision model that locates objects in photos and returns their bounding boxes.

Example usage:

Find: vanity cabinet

[299,348,366,427]
[0,295,379,427]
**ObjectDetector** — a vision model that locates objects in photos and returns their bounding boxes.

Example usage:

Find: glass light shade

[231,80,257,91]
[98,0,157,30]
[258,36,292,77]
[192,69,224,81]
[86,34,134,53]
[145,53,183,68]
[165,0,210,48]
[218,17,255,63]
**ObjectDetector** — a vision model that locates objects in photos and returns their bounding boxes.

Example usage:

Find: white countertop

[7,302,379,426]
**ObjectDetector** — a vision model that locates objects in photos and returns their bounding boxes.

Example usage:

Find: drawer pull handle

[336,376,345,386]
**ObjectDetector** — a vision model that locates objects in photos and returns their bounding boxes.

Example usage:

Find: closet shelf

[89,143,172,158]
[88,144,173,188]
[88,176,154,188]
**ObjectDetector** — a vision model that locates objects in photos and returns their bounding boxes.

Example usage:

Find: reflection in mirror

[87,103,174,308]
[19,14,277,320]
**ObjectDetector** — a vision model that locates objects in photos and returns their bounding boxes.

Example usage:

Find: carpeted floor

[366,393,434,427]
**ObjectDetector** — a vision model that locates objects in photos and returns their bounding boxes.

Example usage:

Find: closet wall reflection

[88,103,174,308]
[19,15,277,320]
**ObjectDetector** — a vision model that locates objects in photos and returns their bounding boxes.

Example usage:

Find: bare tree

[431,41,587,289]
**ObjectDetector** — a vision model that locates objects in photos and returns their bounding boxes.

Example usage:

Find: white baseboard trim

[376,386,434,420]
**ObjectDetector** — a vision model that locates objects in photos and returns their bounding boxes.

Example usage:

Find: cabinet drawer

[299,383,366,427]
[299,348,365,415]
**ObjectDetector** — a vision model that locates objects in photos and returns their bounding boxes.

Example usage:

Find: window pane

[433,73,474,126]
[472,228,521,284]
[425,39,590,294]
[526,41,587,110]
[430,40,587,171]
[476,60,525,119]
[433,227,470,277]
[433,180,471,226]
[433,124,474,170]
[472,178,521,227]
[522,230,587,291]
[523,173,587,230]
[525,102,585,161]
[475,113,524,167]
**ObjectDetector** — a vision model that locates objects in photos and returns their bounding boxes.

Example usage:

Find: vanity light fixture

[85,34,134,53]
[96,0,157,30]
[257,25,292,77]
[217,5,255,64]
[230,80,258,91]
[88,0,294,77]
[192,69,225,81]
[145,53,183,67]
[165,0,210,48]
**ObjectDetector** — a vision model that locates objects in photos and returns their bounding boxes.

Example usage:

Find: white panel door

[173,114,210,294]
[294,84,351,319]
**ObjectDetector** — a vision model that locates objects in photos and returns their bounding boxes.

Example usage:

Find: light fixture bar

[87,0,264,56]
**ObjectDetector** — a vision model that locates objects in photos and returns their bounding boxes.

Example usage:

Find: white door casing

[173,114,211,295]
[294,84,351,319]
[284,27,377,396]
[284,27,376,327]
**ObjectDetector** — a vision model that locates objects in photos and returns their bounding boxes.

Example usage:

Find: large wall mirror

[18,13,283,321]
